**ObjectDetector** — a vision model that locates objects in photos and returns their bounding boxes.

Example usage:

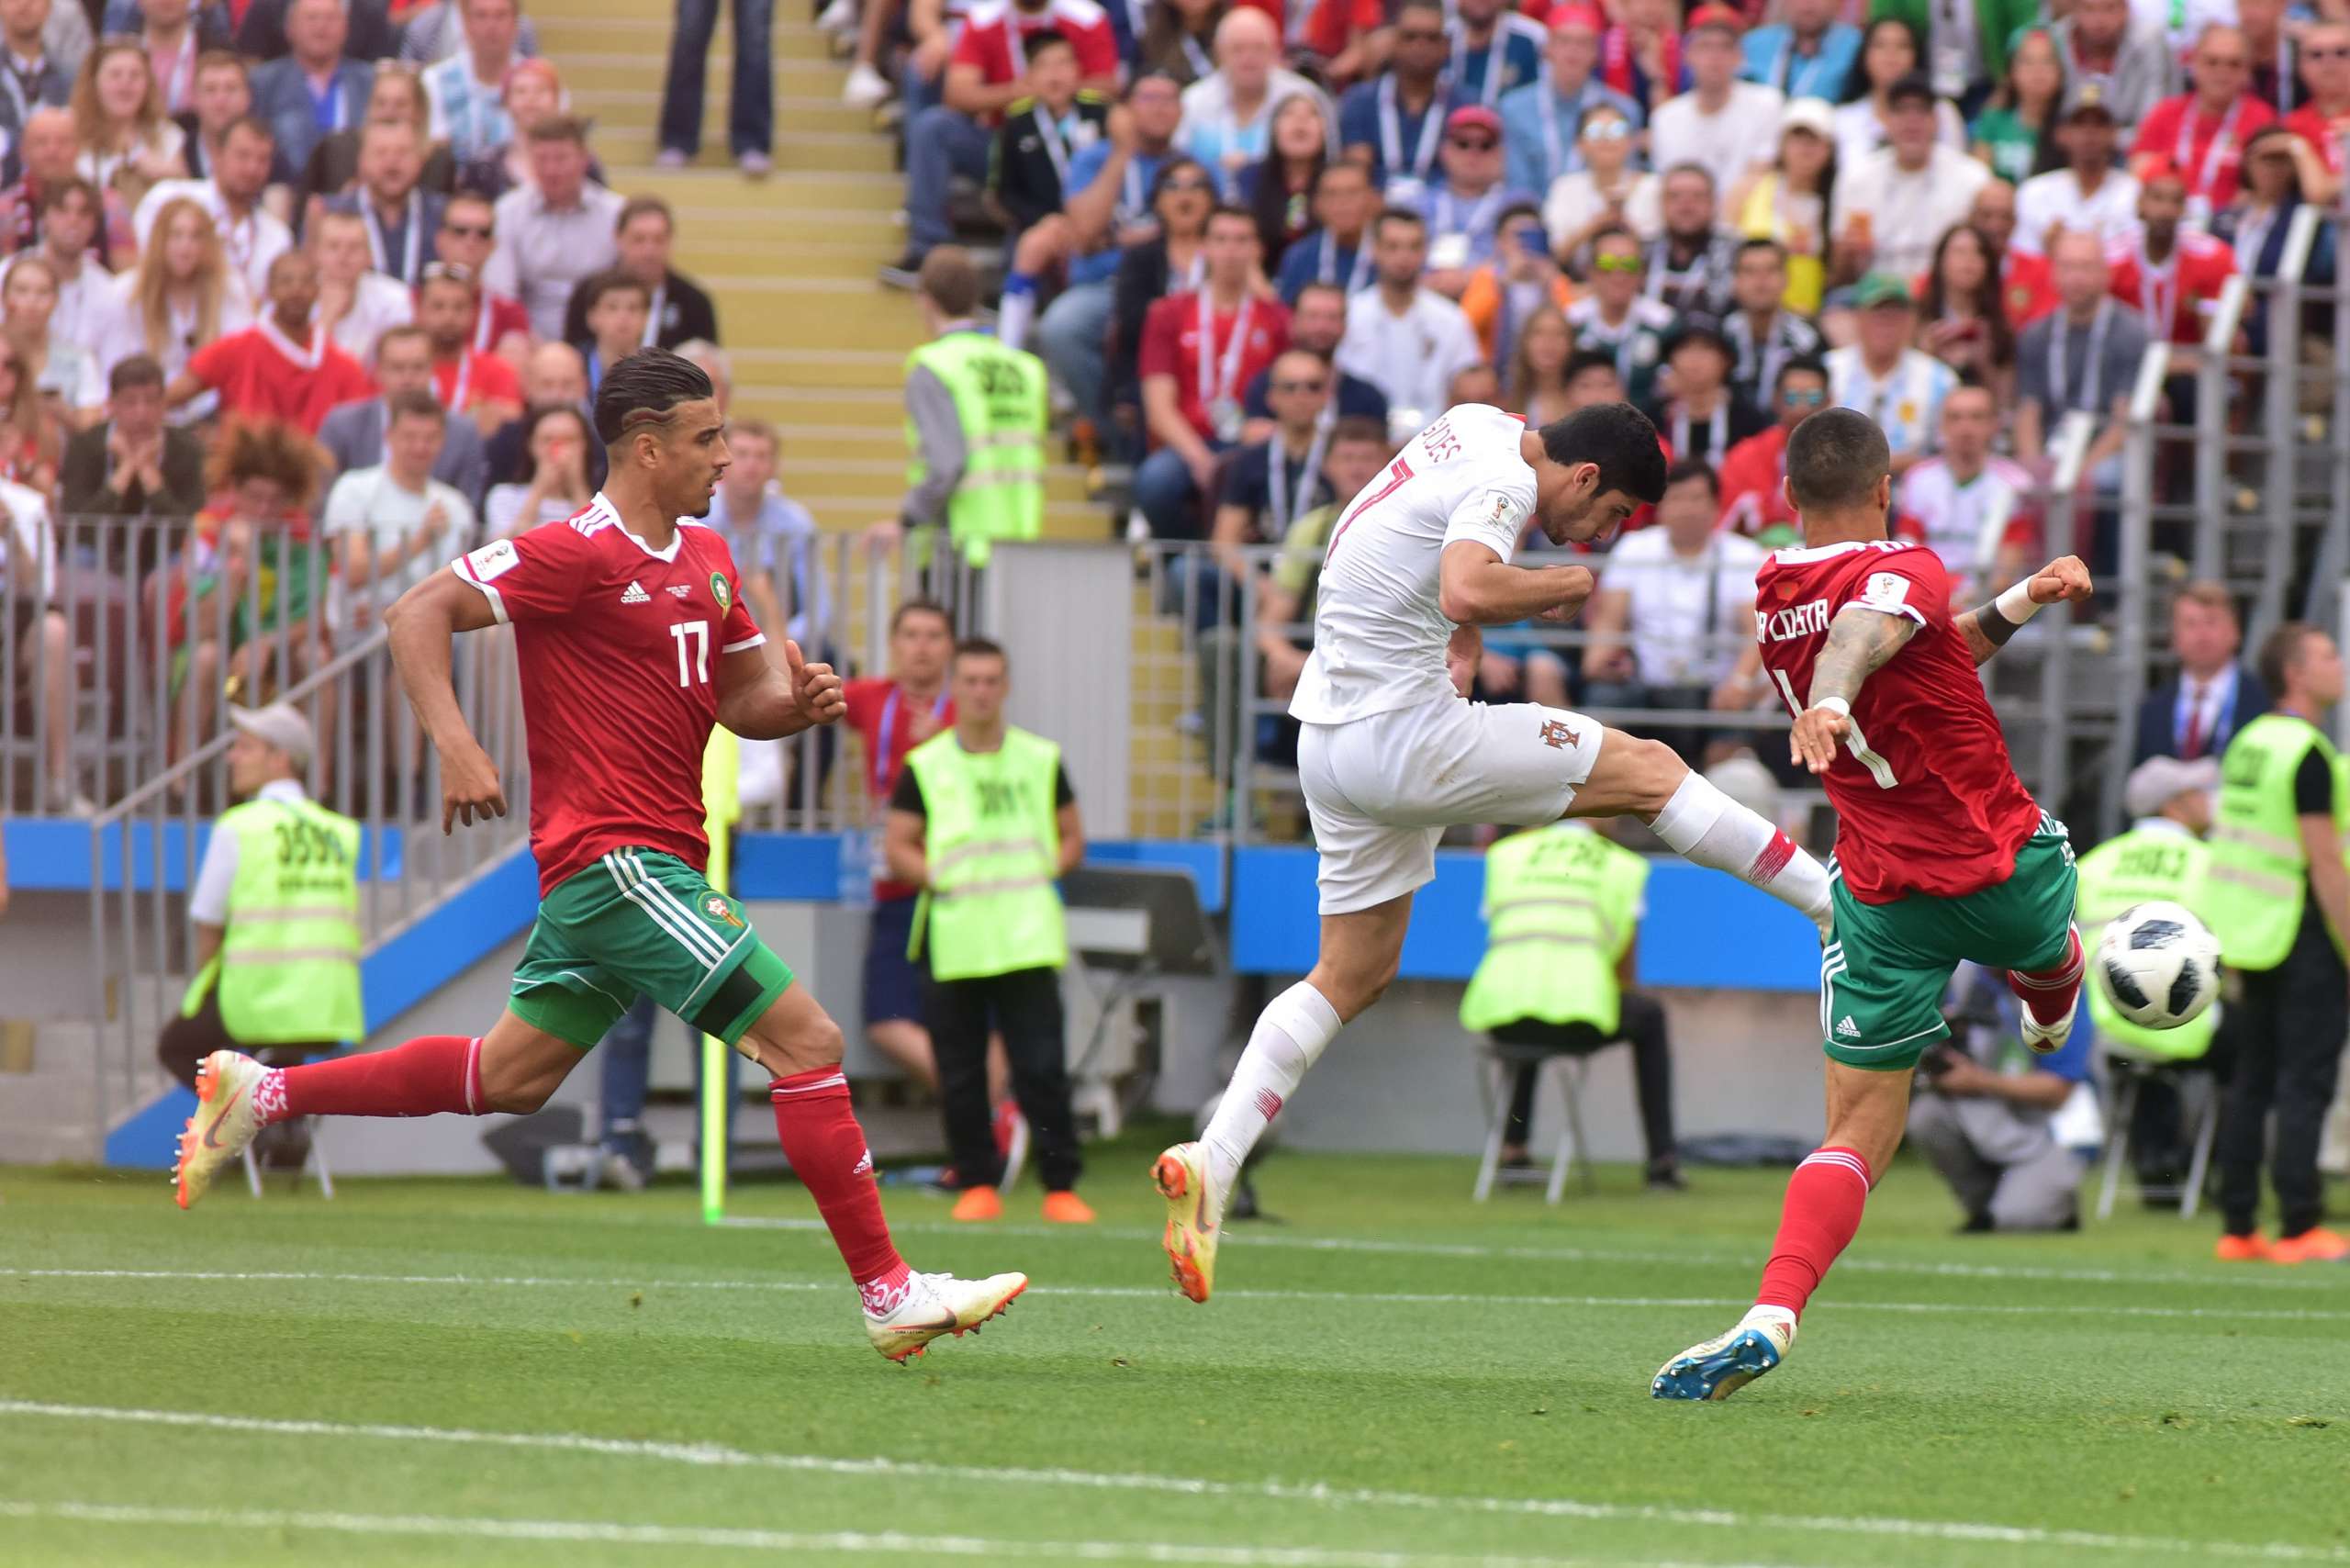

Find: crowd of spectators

[830,0,2344,775]
[0,0,854,819]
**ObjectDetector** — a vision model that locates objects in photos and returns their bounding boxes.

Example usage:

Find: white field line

[3,1401,2345,1566]
[13,1266,2350,1323]
[0,1500,1809,1568]
[722,1215,2344,1293]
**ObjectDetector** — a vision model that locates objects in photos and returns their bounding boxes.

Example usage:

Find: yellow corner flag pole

[699,726,742,1226]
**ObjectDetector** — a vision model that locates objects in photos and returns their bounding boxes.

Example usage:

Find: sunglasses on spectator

[1783,387,1826,406]
[1593,253,1641,273]
[1271,378,1326,393]
[442,222,494,240]
[1161,175,1212,193]
[1449,135,1499,151]
[1395,27,1446,40]
[1582,120,1631,141]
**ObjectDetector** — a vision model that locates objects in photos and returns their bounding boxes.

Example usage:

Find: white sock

[1201,980,1342,1201]
[1648,772,1832,935]
[996,274,1037,351]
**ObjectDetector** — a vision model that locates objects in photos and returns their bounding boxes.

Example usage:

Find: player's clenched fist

[784,638,846,725]
[2025,555,2092,606]
[1789,703,1851,776]
[441,739,508,833]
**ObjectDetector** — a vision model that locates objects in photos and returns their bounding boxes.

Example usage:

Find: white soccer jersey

[1290,403,1537,725]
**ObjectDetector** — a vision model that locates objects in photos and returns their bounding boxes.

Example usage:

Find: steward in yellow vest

[2205,622,2350,1262]
[891,250,1046,568]
[1459,822,1684,1189]
[885,638,1091,1224]
[159,703,362,1092]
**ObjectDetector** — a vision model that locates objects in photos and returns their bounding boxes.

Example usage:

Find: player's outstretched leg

[1158,895,1412,1303]
[743,984,1026,1361]
[1654,1061,1908,1400]
[2009,924,2085,1054]
[1572,731,1834,939]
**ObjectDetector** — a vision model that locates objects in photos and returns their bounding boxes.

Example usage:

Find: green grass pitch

[4,1128,2347,1568]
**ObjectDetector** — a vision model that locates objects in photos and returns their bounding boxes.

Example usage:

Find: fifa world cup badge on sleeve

[465,538,520,579]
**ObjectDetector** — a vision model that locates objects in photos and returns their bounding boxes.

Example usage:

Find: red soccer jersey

[1753,538,2044,903]
[187,321,375,435]
[1137,290,1291,445]
[842,676,956,899]
[1999,249,2059,328]
[953,0,1119,123]
[431,347,523,415]
[2106,230,2237,345]
[1716,424,1796,540]
[2132,94,2277,211]
[448,494,765,896]
[2284,103,2350,176]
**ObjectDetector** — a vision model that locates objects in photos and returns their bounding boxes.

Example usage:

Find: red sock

[261,1035,482,1123]
[2007,926,2085,1027]
[1754,1147,1873,1319]
[770,1069,910,1308]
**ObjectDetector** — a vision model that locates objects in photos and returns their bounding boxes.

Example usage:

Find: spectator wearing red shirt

[1134,204,1292,539]
[417,263,525,432]
[1967,178,2059,329]
[841,598,962,1085]
[165,251,374,435]
[2130,26,2277,221]
[1718,353,1828,543]
[1291,0,1384,88]
[2106,162,2238,348]
[2283,19,2350,207]
[886,0,1122,282]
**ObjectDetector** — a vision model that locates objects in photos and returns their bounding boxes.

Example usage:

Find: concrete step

[563,54,852,96]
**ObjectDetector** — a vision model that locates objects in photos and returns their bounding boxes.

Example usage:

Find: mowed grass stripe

[6,1401,2346,1565]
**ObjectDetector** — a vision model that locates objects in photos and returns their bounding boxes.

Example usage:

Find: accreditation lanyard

[1671,400,1730,466]
[1430,185,1501,246]
[1180,32,1212,80]
[1729,313,1787,407]
[2176,96,2244,199]
[1316,231,1373,292]
[363,190,422,283]
[441,351,473,412]
[1645,237,1713,304]
[2134,240,2179,342]
[1539,83,1580,182]
[1269,409,1334,538]
[1449,26,1505,109]
[1196,293,1255,412]
[876,687,948,795]
[1034,107,1073,189]
[2050,299,2113,412]
[1380,76,1445,187]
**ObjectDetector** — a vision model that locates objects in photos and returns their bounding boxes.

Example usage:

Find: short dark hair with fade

[1539,402,1667,505]
[2258,621,2322,697]
[593,345,714,444]
[953,635,1009,670]
[891,597,953,633]
[1784,406,1889,511]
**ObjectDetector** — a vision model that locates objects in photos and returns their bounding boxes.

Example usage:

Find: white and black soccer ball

[2094,902,2221,1029]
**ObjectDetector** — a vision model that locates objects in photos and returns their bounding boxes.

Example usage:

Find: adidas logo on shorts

[621,580,652,604]
[1835,1016,1862,1039]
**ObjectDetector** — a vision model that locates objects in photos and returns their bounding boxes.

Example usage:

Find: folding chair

[2095,1050,2218,1221]
[1472,1040,1596,1204]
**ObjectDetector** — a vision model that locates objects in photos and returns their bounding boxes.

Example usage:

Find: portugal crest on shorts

[702,894,744,929]
[711,573,732,610]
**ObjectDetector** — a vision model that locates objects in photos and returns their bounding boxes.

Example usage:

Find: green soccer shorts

[509,848,794,1049]
[1819,815,2078,1071]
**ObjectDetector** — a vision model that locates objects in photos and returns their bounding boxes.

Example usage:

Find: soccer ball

[2094,902,2221,1029]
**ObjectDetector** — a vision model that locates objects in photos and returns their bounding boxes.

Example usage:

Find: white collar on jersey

[1770,538,1909,565]
[583,489,690,563]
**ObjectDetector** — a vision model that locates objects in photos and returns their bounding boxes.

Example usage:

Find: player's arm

[715,639,846,741]
[1436,540,1594,627]
[1787,604,1919,774]
[882,807,930,888]
[385,567,507,832]
[1953,555,2093,667]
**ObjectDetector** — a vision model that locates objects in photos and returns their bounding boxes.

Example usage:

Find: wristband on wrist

[1815,696,1852,717]
[1993,579,2043,625]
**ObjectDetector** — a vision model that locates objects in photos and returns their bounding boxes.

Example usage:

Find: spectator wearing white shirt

[2014,93,2142,259]
[1648,6,1784,202]
[1823,272,1955,475]
[4,252,103,420]
[1541,101,1661,267]
[131,114,288,298]
[396,0,540,65]
[422,0,522,163]
[1176,6,1329,199]
[704,417,827,650]
[1834,73,1990,283]
[308,209,412,368]
[1897,384,2035,599]
[322,388,476,630]
[1830,17,1966,173]
[1580,458,1766,767]
[1334,206,1483,442]
[481,114,622,341]
[0,175,105,347]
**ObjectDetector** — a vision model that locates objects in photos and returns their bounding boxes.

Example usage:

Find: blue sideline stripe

[3,818,404,892]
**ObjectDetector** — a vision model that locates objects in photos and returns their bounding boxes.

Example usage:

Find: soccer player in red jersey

[172,348,1028,1362]
[1653,407,2093,1401]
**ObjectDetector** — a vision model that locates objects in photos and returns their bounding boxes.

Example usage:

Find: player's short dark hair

[891,597,953,634]
[386,386,446,428]
[2258,621,2322,696]
[1664,458,1718,498]
[1785,406,1890,511]
[1774,353,1829,393]
[1539,402,1667,505]
[108,354,165,396]
[593,345,714,444]
[953,636,1009,671]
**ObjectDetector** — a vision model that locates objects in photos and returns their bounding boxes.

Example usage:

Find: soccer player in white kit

[1153,401,1838,1303]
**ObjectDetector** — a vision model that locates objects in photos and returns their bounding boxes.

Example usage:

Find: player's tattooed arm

[1955,555,2095,667]
[1789,606,1917,776]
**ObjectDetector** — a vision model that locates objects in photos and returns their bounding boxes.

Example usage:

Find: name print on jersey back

[1290,404,1539,727]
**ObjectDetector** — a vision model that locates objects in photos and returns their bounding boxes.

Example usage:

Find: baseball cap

[1852,272,1915,308]
[1885,71,1938,109]
[1779,95,1835,140]
[1445,105,1503,139]
[229,701,316,765]
[1685,4,1744,38]
[2123,755,2220,820]
[2061,84,2115,121]
[1545,3,1604,33]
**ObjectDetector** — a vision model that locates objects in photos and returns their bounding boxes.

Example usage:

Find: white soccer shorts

[1297,693,1606,915]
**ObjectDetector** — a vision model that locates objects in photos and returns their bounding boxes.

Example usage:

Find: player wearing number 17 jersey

[1155,402,1844,1305]
[1653,408,2095,1402]
[172,349,1027,1362]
